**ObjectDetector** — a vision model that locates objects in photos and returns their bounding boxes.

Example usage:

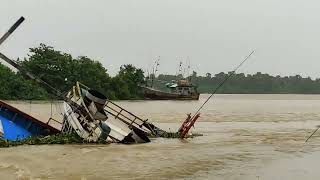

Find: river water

[1,94,320,180]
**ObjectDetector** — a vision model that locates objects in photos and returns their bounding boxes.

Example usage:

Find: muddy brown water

[1,94,320,179]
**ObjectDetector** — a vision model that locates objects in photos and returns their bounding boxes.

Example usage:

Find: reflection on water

[1,94,320,179]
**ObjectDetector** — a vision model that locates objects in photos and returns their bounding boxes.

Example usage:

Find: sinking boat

[0,17,164,144]
[0,17,200,144]
[61,82,161,143]
[142,79,200,100]
[0,100,60,140]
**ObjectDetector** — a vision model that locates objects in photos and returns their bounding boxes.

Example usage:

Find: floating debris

[0,132,204,148]
[0,133,105,148]
[149,132,203,139]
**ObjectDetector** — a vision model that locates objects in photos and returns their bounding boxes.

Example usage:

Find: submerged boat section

[0,17,201,145]
[0,100,60,141]
[61,82,161,144]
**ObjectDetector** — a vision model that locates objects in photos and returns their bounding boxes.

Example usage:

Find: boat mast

[178,61,182,75]
[0,17,63,98]
[191,50,255,118]
[151,56,160,88]
[186,56,191,82]
[175,60,183,82]
[0,17,24,46]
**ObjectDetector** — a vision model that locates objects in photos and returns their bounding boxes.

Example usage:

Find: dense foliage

[0,44,145,100]
[156,72,320,94]
[2,43,320,100]
[0,63,49,100]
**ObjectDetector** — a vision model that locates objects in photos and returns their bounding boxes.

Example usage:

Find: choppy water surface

[2,94,320,179]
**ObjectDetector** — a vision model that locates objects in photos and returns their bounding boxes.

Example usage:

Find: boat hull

[0,100,60,141]
[142,87,200,100]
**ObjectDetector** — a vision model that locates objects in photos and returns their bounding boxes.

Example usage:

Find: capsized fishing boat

[0,100,60,140]
[142,79,200,100]
[0,16,201,144]
[61,82,164,143]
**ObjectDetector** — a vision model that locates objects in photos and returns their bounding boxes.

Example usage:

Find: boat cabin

[167,79,198,96]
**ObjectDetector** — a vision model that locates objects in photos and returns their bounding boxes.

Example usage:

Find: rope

[305,125,320,142]
[50,99,53,119]
[191,50,255,119]
[55,101,63,116]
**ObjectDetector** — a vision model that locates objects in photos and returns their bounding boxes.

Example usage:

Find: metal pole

[191,50,255,119]
[305,126,320,142]
[0,17,25,46]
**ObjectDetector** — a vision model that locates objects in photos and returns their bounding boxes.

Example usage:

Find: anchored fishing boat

[0,100,60,140]
[143,59,200,100]
[142,79,200,100]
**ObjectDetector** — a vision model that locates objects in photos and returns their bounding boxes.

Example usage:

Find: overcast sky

[1,0,320,77]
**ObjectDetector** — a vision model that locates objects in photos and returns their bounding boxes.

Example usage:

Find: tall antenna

[191,50,255,119]
[155,56,160,75]
[181,57,190,79]
[175,57,179,76]
[187,57,191,81]
[150,56,160,88]
[178,61,183,75]
[145,68,150,87]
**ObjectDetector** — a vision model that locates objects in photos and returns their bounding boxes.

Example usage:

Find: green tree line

[2,43,320,100]
[0,44,145,100]
[156,72,320,94]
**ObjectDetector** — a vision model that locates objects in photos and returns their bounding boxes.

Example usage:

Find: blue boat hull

[0,101,60,141]
[0,115,34,140]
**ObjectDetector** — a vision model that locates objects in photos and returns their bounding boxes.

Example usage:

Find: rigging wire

[191,50,255,119]
[305,125,320,142]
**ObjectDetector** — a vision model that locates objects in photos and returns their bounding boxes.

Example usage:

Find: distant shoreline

[3,93,320,101]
